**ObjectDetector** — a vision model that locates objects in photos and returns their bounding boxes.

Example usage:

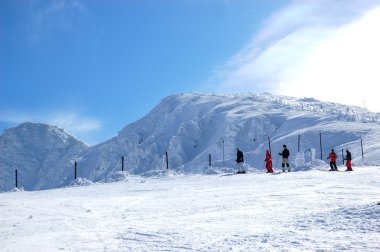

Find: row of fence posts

[12,134,366,189]
[317,133,364,162]
[281,133,364,164]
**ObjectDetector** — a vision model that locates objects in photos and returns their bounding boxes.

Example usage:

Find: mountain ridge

[1,93,379,191]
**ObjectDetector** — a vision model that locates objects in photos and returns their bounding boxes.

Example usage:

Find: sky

[1,0,379,145]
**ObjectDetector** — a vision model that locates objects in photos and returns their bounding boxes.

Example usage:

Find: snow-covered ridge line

[1,122,90,147]
[1,92,380,192]
[185,92,379,123]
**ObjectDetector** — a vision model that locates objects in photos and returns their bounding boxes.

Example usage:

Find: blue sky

[1,0,379,145]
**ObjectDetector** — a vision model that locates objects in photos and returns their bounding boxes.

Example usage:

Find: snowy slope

[1,93,379,191]
[77,93,380,182]
[0,123,87,191]
[1,167,379,251]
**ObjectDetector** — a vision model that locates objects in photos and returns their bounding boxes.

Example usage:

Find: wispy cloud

[34,0,80,24]
[0,108,102,140]
[210,0,380,112]
[27,0,87,43]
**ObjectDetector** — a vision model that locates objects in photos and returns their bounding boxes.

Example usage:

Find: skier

[327,149,338,171]
[344,149,353,171]
[265,150,274,173]
[279,145,290,172]
[236,148,245,174]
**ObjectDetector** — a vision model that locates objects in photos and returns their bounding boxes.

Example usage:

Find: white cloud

[27,0,87,43]
[0,108,102,137]
[211,0,380,112]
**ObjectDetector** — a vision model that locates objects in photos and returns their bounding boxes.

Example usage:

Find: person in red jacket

[265,150,274,173]
[344,149,353,171]
[327,149,338,171]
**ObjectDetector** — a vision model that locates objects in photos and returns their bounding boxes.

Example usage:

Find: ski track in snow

[1,167,380,251]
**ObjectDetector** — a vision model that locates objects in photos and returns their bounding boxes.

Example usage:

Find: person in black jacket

[344,149,353,171]
[236,148,245,173]
[279,145,290,172]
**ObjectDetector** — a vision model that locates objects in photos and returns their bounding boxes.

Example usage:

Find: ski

[270,171,283,175]
[317,169,346,172]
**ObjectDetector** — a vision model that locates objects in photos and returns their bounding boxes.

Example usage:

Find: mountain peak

[167,92,378,123]
[1,93,379,192]
[2,122,87,147]
[0,122,88,191]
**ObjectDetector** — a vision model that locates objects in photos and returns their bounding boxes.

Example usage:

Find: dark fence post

[165,151,169,170]
[74,161,77,180]
[268,136,272,167]
[360,136,364,163]
[319,133,323,160]
[209,154,212,167]
[298,134,300,152]
[268,136,272,154]
[15,169,18,188]
[122,156,124,171]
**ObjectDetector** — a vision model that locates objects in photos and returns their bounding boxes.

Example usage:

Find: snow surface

[1,167,379,251]
[1,93,379,251]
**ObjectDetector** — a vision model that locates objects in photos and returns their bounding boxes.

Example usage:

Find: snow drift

[1,167,379,251]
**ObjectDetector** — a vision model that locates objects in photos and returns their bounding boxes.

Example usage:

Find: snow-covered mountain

[0,123,87,191]
[1,93,379,191]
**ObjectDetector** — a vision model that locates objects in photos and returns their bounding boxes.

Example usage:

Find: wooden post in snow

[268,136,272,155]
[319,133,323,160]
[298,134,301,152]
[74,161,77,180]
[15,169,18,188]
[360,136,364,163]
[165,151,169,170]
[268,136,273,167]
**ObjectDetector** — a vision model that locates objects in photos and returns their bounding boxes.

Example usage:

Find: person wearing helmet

[279,145,290,172]
[236,148,245,174]
[265,150,274,173]
[327,149,338,171]
[344,149,353,171]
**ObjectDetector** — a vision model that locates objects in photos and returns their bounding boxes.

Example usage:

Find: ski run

[1,166,379,251]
